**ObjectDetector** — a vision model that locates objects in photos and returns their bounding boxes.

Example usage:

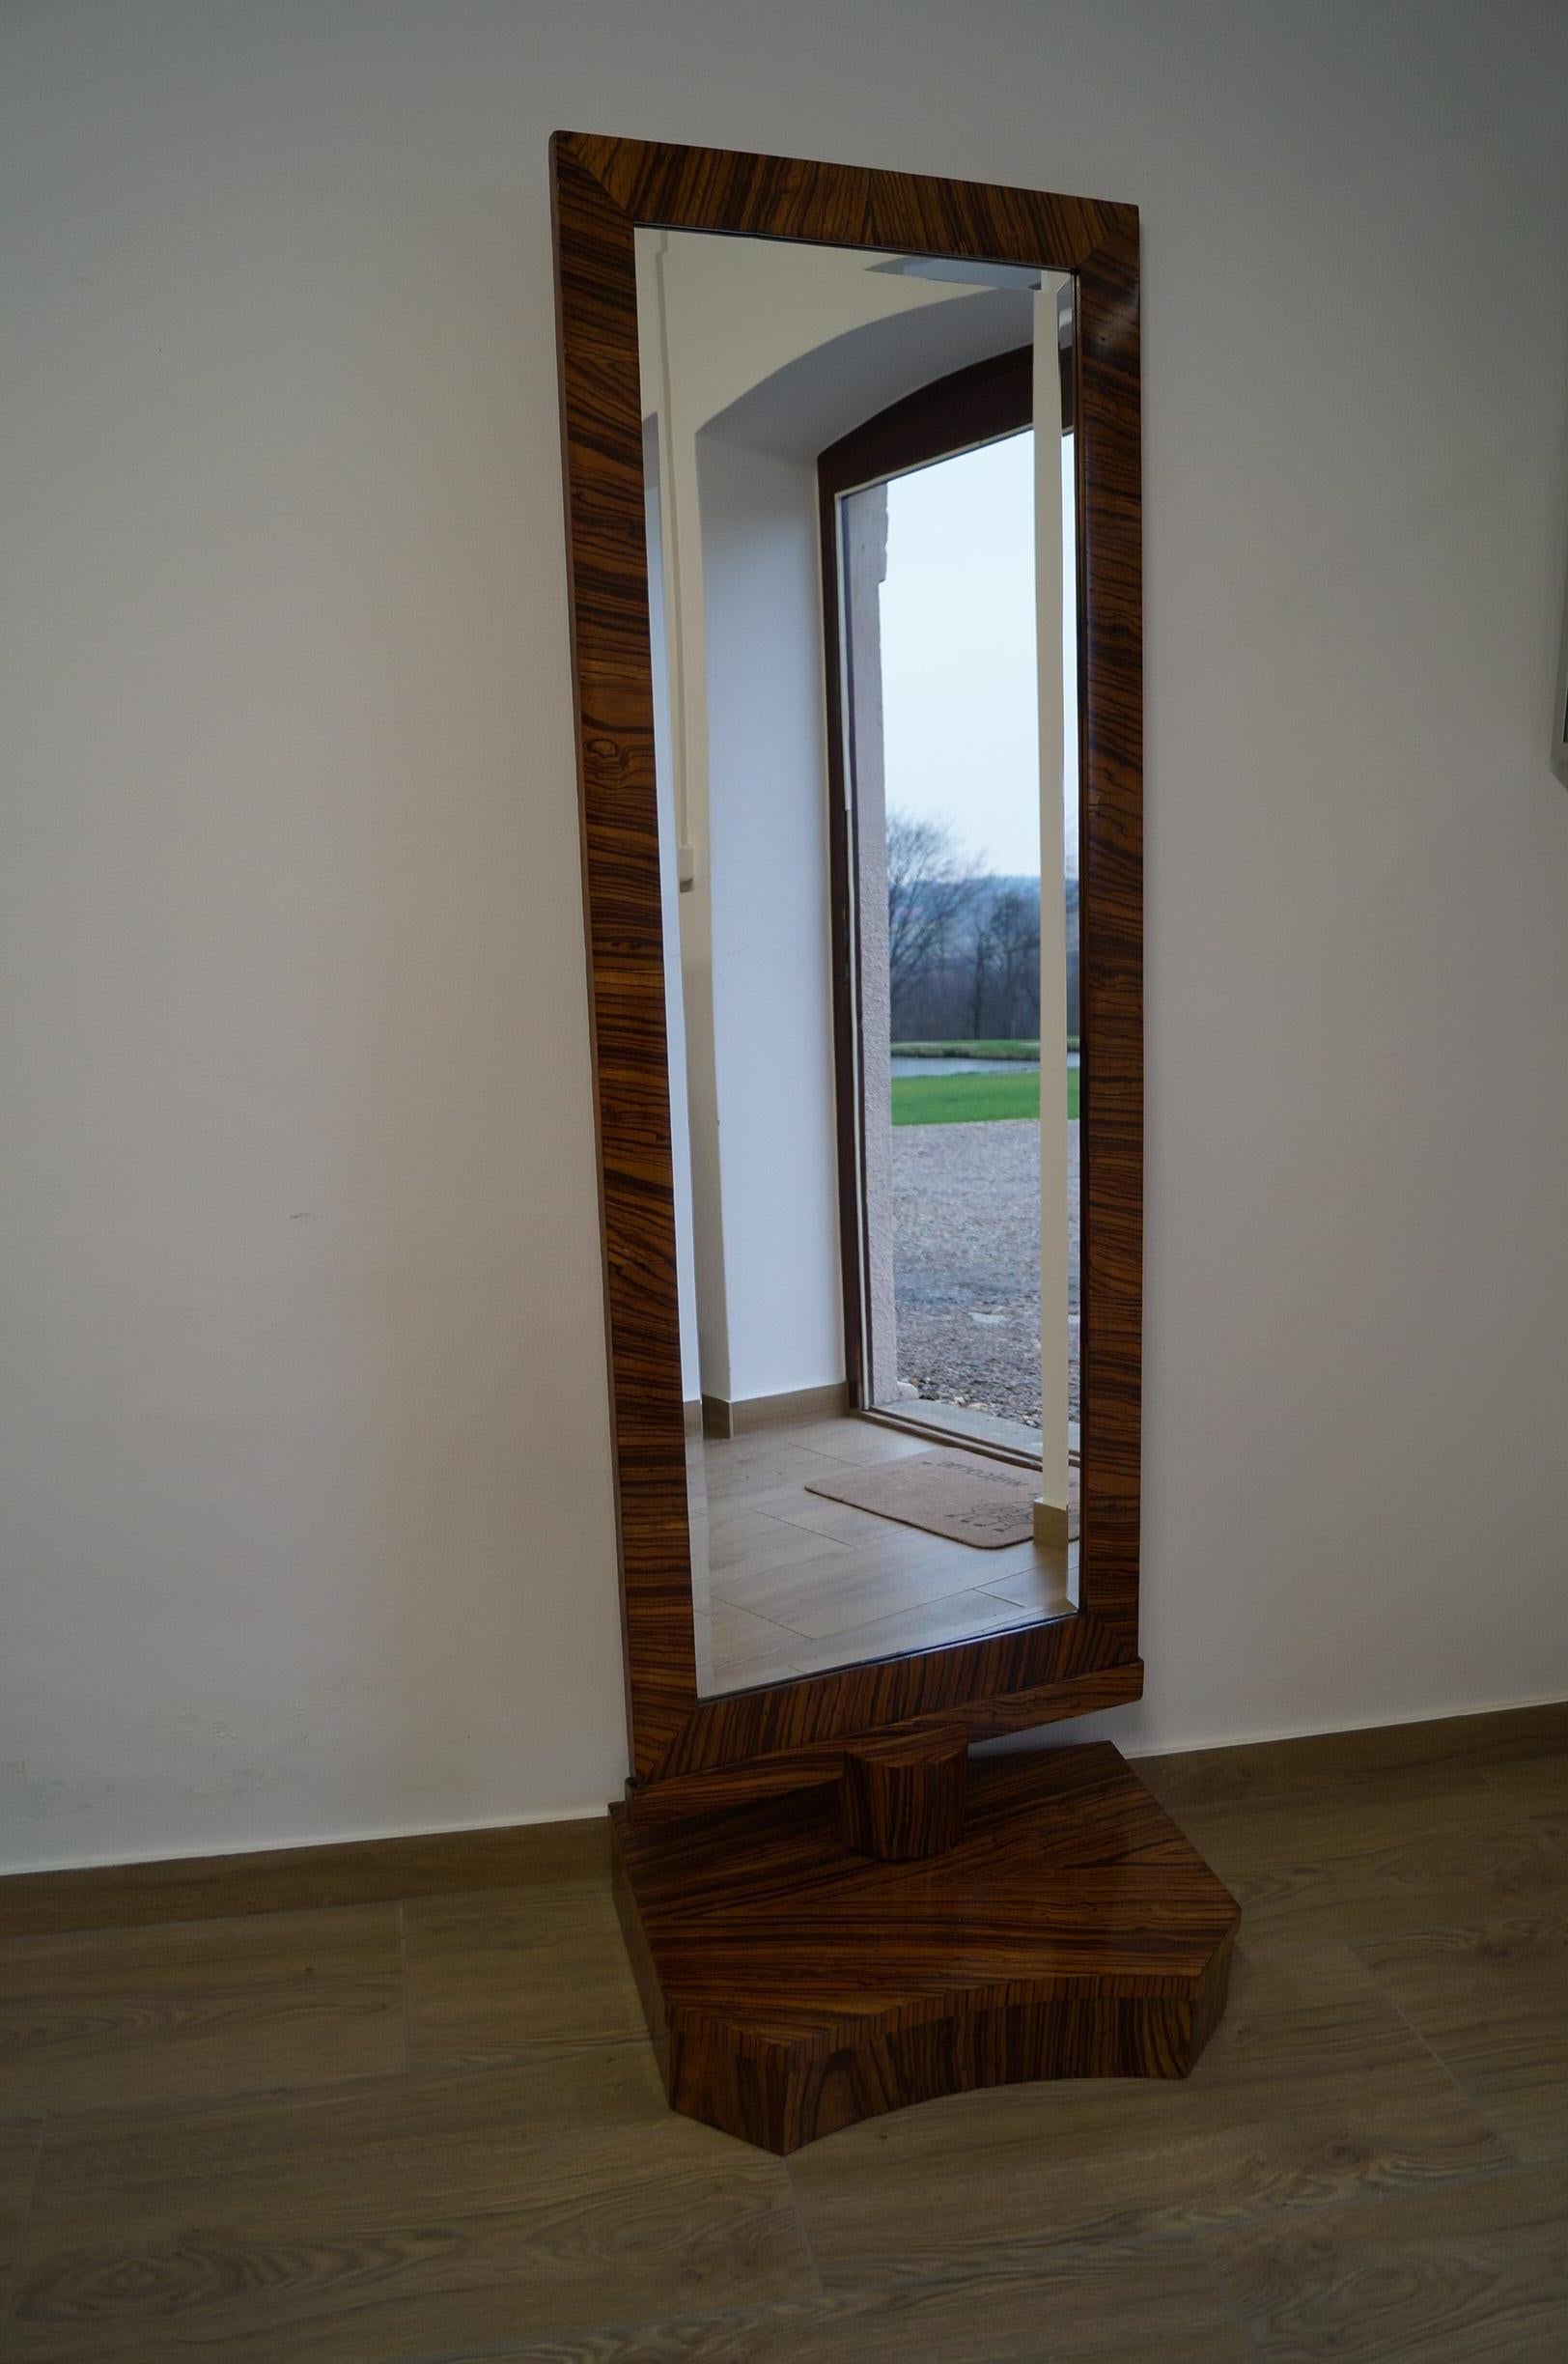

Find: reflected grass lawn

[891,1069,1079,1125]
[891,1038,1043,1061]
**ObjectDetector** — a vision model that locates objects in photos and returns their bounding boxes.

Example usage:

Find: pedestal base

[610,1742,1242,2153]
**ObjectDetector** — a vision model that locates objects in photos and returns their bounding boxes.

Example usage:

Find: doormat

[803,1448,1038,1548]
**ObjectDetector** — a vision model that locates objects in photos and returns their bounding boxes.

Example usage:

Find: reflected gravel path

[891,1118,1080,1425]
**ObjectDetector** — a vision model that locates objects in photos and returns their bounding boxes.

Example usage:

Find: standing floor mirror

[552,131,1239,2153]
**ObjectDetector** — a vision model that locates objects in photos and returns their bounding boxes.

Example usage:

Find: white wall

[1,0,1565,1872]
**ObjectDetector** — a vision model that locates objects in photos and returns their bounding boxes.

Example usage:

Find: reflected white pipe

[1034,279,1073,1547]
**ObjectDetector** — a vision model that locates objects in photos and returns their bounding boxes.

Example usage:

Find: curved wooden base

[609,1742,1241,2154]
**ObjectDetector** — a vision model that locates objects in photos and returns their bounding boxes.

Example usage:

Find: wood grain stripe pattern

[551,133,1143,1809]
[832,1726,970,1860]
[611,1743,1239,2152]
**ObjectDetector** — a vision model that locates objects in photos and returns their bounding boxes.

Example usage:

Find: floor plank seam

[781,2154,826,2303]
[1193,2229,1268,2359]
[1362,1971,1526,2169]
[707,1592,814,1640]
[0,2116,44,2364]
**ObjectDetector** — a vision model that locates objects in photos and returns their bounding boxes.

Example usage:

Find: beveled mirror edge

[550,130,1143,1815]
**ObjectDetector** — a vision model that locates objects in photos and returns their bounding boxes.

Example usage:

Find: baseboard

[0,1811,608,1939]
[5,1695,1563,1940]
[1133,1696,1568,1813]
[701,1381,849,1439]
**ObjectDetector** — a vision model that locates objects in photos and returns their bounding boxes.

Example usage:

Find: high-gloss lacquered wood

[551,132,1143,1810]
[832,1725,969,1860]
[610,1742,1240,2153]
[617,1654,1143,1826]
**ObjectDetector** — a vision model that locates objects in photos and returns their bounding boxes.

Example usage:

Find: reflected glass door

[825,326,1079,1523]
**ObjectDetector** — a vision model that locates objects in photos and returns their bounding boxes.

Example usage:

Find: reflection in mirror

[635,229,1081,1699]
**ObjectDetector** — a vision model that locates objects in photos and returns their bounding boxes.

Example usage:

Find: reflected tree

[885,810,980,998]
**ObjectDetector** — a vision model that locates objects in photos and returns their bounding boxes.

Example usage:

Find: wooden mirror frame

[551,132,1144,1823]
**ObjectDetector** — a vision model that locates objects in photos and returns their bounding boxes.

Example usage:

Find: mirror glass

[635,228,1081,1698]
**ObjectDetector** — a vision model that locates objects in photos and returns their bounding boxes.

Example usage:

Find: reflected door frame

[818,344,1077,1465]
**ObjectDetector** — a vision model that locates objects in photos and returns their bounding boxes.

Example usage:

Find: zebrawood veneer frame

[611,1744,1240,2153]
[551,132,1144,1818]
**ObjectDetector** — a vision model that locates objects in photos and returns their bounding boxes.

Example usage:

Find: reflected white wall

[698,433,844,1400]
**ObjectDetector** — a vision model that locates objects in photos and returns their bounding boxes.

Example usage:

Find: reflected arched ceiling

[699,287,1035,464]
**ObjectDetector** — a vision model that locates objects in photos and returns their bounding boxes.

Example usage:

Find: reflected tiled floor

[689,1413,1075,1695]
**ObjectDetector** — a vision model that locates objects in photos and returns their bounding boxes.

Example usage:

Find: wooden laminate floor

[690,1414,1076,1694]
[2,1707,1567,2359]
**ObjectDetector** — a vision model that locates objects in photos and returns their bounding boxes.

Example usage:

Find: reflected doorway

[823,341,1080,1483]
[636,224,1081,1694]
